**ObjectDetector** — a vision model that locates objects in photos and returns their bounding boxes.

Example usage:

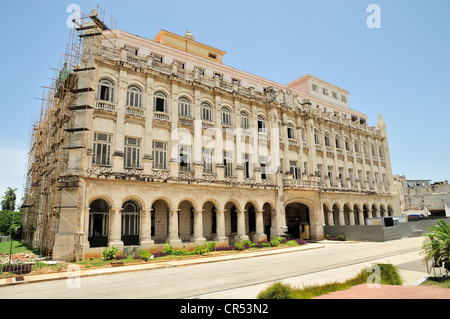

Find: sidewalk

[0,243,325,287]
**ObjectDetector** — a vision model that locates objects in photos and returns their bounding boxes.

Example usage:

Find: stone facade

[25,15,400,261]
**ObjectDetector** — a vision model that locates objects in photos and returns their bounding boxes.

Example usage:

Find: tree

[1,187,17,211]
[421,219,450,273]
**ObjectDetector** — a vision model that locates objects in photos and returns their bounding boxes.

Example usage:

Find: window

[341,95,347,103]
[122,201,139,237]
[354,140,360,153]
[290,161,300,180]
[240,112,249,129]
[371,144,376,156]
[260,156,268,180]
[324,133,331,147]
[179,145,191,172]
[322,88,328,96]
[332,92,338,99]
[92,132,111,165]
[209,53,217,59]
[124,46,138,55]
[257,115,266,133]
[126,85,142,108]
[328,166,334,183]
[379,146,384,158]
[287,124,295,139]
[345,138,351,151]
[152,141,167,169]
[335,135,341,149]
[243,154,251,178]
[97,79,114,102]
[124,137,141,168]
[224,151,233,177]
[314,129,320,145]
[201,102,212,122]
[363,142,369,155]
[194,66,205,76]
[154,91,168,113]
[312,84,318,92]
[221,107,232,126]
[178,97,191,117]
[202,148,213,173]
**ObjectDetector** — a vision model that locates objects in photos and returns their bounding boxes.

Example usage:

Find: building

[393,175,450,217]
[22,8,400,261]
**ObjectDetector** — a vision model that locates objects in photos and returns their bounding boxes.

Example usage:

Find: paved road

[0,237,426,299]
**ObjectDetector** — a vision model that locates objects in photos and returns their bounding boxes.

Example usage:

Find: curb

[0,243,325,287]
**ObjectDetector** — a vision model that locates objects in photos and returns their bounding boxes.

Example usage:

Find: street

[0,237,426,299]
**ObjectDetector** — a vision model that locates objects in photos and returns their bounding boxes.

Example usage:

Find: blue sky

[0,0,449,202]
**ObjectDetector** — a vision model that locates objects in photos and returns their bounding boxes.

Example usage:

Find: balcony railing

[153,112,170,121]
[95,100,116,112]
[126,106,145,117]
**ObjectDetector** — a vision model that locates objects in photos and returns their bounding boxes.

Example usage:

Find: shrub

[257,282,298,299]
[206,241,216,252]
[102,246,118,261]
[286,240,299,246]
[137,249,152,261]
[294,238,308,245]
[270,236,285,247]
[214,245,236,251]
[234,242,244,251]
[336,234,345,241]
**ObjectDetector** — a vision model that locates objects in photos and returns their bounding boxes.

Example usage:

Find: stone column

[348,209,355,226]
[215,209,228,245]
[193,209,206,245]
[236,209,249,241]
[328,210,334,226]
[168,209,182,247]
[358,209,365,225]
[139,209,154,248]
[108,208,124,250]
[338,207,345,226]
[254,209,267,242]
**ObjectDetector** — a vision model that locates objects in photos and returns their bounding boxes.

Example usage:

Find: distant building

[393,175,450,217]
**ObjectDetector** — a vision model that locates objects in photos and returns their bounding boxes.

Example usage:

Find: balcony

[283,179,321,189]
[95,100,116,112]
[126,106,145,117]
[153,111,170,122]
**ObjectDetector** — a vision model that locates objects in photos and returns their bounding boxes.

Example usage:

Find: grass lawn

[0,240,40,255]
[421,277,450,289]
[257,264,403,299]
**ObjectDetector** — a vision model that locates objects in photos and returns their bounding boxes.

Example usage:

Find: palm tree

[421,219,450,273]
[1,187,17,211]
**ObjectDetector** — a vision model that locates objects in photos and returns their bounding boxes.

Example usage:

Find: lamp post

[8,210,16,265]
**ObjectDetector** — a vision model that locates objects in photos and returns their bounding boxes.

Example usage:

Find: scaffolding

[22,6,119,261]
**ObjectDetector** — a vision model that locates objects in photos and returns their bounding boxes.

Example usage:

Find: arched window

[371,143,376,156]
[178,97,191,117]
[240,111,249,129]
[97,79,115,102]
[345,137,351,151]
[287,123,295,139]
[201,102,212,121]
[378,145,384,158]
[363,142,369,155]
[335,135,341,149]
[257,115,266,133]
[126,85,142,107]
[154,91,168,113]
[221,107,232,125]
[122,200,140,245]
[314,129,320,145]
[354,139,360,153]
[324,132,331,147]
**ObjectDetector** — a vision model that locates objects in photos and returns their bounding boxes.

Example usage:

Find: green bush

[137,249,152,261]
[102,246,118,261]
[336,234,345,241]
[286,240,299,246]
[270,236,284,247]
[234,242,244,251]
[257,282,298,299]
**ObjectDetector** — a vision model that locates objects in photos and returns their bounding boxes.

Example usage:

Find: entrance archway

[122,200,140,246]
[285,202,310,239]
[88,199,109,248]
[262,203,273,239]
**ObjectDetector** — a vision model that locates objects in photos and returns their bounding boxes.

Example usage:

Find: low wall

[324,218,450,242]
